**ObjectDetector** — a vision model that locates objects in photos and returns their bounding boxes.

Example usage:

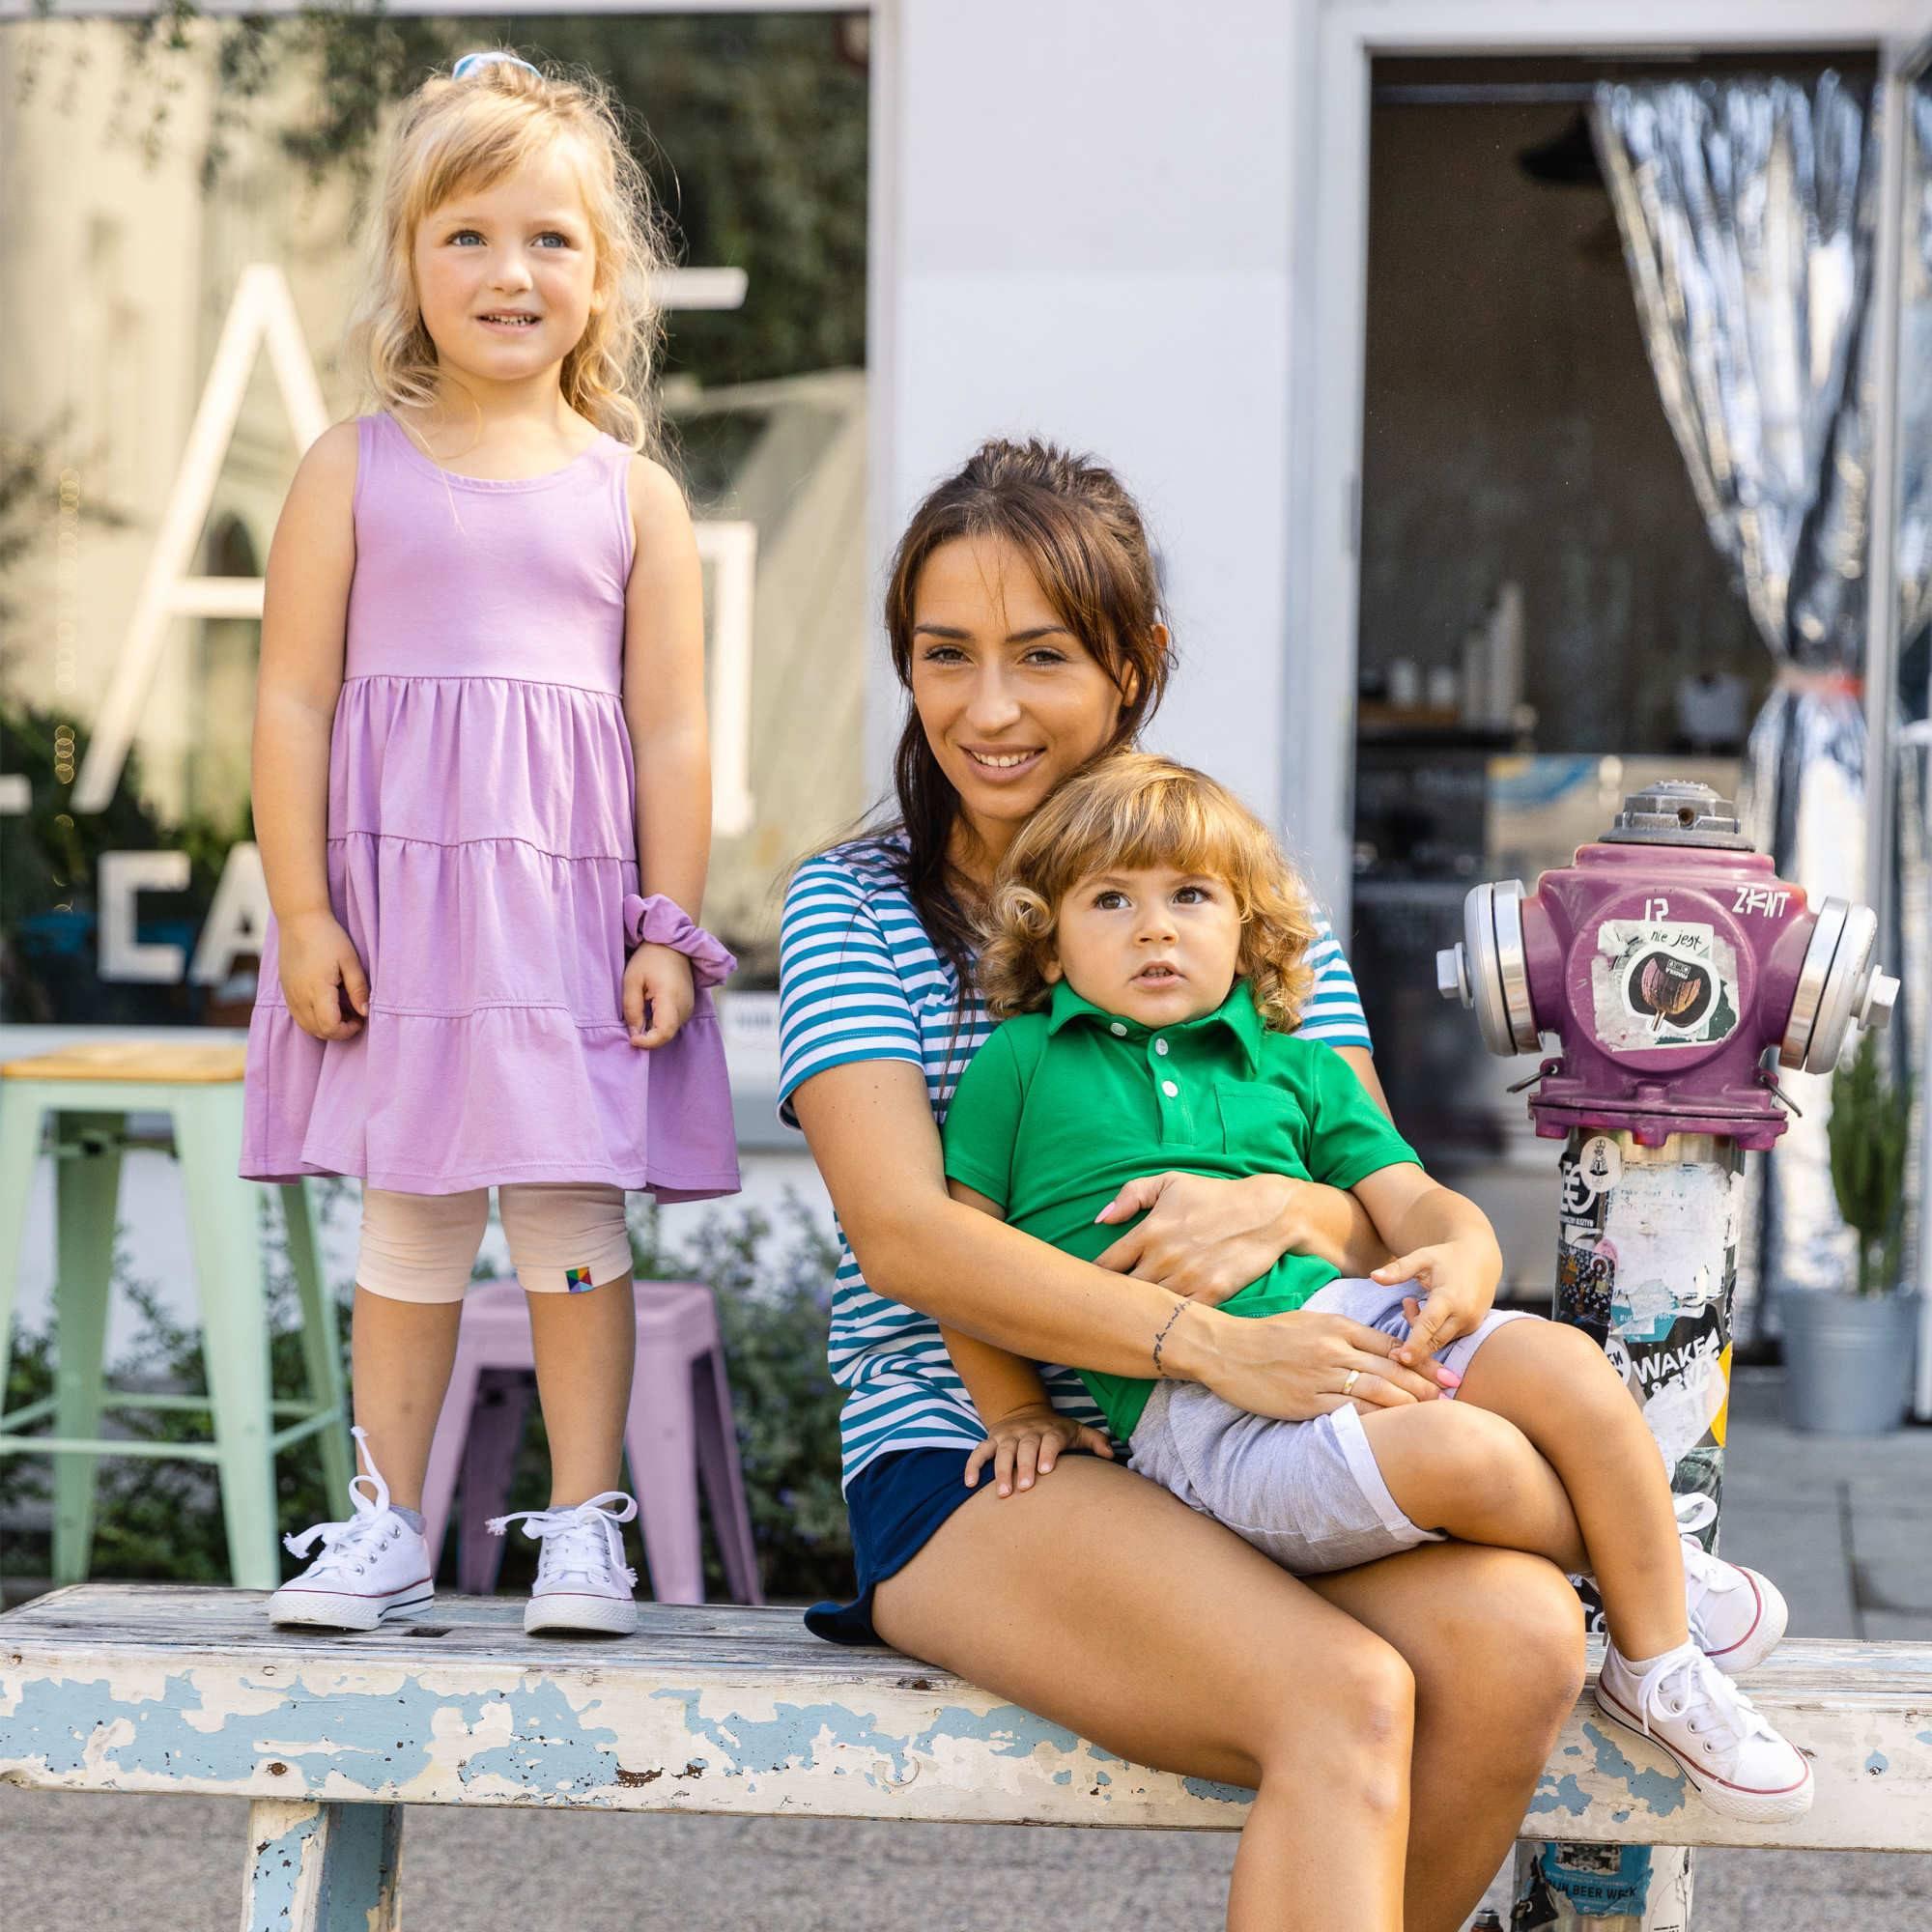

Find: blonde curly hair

[347,51,670,456]
[978,753,1320,1031]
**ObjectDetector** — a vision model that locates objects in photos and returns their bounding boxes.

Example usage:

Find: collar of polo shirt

[1043,976,1269,1073]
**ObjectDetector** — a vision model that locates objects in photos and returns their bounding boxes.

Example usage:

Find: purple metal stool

[418,1279,762,1605]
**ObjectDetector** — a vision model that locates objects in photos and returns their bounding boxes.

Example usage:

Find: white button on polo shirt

[1154,1038,1170,1056]
[1110,1022,1127,1037]
[1161,1079,1179,1098]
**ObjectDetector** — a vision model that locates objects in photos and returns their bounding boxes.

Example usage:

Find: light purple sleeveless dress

[241,412,741,1202]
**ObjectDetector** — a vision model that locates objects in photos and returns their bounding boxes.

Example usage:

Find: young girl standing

[242,51,739,1635]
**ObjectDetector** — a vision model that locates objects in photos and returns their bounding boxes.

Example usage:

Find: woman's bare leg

[874,1456,1414,1932]
[1309,1544,1587,1932]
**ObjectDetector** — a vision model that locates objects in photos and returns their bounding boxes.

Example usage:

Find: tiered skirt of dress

[242,672,739,1201]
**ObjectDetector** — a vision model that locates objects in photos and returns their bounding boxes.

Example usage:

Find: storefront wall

[876,0,1312,849]
[7,0,1925,1008]
[1,0,1325,1339]
[6,0,1925,1337]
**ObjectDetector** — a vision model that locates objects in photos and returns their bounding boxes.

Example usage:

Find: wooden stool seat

[1,1041,249,1085]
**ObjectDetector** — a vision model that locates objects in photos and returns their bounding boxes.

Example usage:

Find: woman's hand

[277,910,369,1042]
[1178,1301,1452,1419]
[1371,1240,1499,1369]
[624,942,695,1048]
[963,1402,1115,1497]
[1092,1171,1301,1306]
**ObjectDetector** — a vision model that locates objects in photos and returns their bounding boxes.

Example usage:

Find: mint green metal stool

[0,1041,352,1589]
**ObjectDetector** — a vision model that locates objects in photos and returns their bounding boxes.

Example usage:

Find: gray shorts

[1127,1278,1537,1576]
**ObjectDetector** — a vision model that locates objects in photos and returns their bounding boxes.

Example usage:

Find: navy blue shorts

[804,1448,996,1646]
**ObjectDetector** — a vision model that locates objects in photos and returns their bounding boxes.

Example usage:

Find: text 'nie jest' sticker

[1590,919,1739,1053]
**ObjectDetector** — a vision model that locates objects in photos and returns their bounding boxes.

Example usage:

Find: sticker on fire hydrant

[1558,1135,1622,1217]
[1591,919,1740,1052]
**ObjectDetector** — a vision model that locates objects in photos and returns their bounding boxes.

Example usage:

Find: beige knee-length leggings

[355,1183,632,1302]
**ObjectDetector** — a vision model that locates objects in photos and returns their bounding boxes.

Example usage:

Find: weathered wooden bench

[2,1586,1928,1928]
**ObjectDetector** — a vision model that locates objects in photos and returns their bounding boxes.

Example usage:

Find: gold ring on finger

[1341,1367,1361,1397]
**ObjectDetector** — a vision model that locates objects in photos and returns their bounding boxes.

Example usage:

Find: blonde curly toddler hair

[978,753,1320,1031]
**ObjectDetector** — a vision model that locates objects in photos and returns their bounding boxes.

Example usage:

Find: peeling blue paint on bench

[1180,1776,1251,1804]
[1581,1721,1690,1817]
[909,1702,1088,1765]
[240,1800,404,1932]
[246,1804,321,1926]
[4,1592,1930,1851]
[647,1689,1121,1790]
[2,1669,621,1798]
[651,1689,913,1780]
[1526,1724,1690,1826]
[1529,1773,1595,1819]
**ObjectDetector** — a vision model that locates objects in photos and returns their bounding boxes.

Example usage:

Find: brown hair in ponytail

[881,437,1174,994]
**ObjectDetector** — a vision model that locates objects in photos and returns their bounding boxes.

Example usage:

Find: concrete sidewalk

[3,1368,1928,1931]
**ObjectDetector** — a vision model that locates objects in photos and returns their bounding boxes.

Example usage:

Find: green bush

[1827,1030,1913,1298]
[0,1190,855,1605]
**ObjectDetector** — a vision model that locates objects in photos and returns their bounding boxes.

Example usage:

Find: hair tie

[452,50,543,82]
[621,894,737,990]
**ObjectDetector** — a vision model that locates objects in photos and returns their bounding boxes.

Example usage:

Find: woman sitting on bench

[780,438,1588,1931]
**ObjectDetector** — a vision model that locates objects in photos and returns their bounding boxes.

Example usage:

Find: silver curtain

[1900,87,1932,652]
[1899,84,1932,1389]
[1593,76,1882,1318]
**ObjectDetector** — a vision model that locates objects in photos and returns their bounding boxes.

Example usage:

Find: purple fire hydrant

[1436,781,1896,1932]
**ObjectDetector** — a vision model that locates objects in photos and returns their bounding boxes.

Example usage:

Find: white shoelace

[282,1425,410,1580]
[488,1492,639,1591]
[1675,1492,1745,1640]
[1676,1491,1720,1548]
[1627,1641,1777,1759]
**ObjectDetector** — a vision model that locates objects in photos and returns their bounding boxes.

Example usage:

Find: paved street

[4,1369,1929,1931]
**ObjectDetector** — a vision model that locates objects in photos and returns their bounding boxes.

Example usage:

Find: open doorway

[1346,50,1882,1297]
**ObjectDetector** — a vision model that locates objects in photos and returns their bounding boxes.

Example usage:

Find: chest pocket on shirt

[1215,1081,1315,1179]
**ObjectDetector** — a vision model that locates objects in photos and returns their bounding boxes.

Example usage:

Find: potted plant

[1781,1030,1920,1435]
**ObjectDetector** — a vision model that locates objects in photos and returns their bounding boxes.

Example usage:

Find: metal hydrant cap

[1599,780,1753,850]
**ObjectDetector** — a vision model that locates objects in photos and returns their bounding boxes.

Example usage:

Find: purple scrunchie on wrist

[622,894,737,990]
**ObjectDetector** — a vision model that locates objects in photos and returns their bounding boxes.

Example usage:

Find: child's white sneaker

[268,1427,435,1631]
[1677,1493,1788,1676]
[489,1492,639,1635]
[1595,1640,1812,1823]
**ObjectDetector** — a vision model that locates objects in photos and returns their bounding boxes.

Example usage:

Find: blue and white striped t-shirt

[777,834,1375,1491]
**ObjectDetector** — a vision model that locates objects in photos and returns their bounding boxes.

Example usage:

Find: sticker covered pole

[1436,781,1897,1932]
[1520,1128,1742,1932]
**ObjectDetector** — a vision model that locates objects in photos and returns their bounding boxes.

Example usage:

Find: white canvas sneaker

[268,1427,435,1631]
[1595,1640,1813,1824]
[489,1492,640,1635]
[1677,1493,1788,1677]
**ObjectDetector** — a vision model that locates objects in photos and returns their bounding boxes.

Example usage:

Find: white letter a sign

[72,264,329,812]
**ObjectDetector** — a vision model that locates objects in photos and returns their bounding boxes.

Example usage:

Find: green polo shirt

[941,978,1421,1439]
